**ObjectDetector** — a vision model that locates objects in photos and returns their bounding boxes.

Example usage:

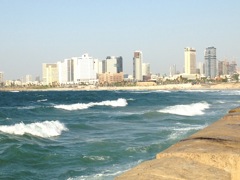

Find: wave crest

[158,102,210,116]
[54,98,127,111]
[0,120,68,138]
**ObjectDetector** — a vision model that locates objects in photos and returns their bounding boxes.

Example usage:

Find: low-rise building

[98,72,124,85]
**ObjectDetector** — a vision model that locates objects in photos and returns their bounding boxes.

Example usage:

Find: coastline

[0,82,240,92]
[116,107,240,180]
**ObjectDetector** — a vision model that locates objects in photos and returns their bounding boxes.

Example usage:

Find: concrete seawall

[116,107,240,180]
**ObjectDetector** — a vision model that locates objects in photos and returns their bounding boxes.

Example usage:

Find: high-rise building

[229,61,237,75]
[103,56,123,73]
[218,60,229,76]
[75,53,97,84]
[93,59,102,74]
[204,47,217,78]
[58,58,75,84]
[184,47,196,74]
[142,63,150,76]
[133,51,143,81]
[42,63,59,85]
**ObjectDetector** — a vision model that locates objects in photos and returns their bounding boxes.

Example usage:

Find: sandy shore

[1,83,240,91]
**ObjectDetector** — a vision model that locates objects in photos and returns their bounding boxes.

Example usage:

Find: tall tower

[133,51,143,81]
[184,47,196,74]
[204,47,217,78]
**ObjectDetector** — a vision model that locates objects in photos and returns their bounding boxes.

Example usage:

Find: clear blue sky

[1,0,240,80]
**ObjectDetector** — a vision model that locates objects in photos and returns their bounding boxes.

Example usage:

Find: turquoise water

[0,90,239,179]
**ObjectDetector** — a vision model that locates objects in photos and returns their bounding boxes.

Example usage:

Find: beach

[1,82,240,92]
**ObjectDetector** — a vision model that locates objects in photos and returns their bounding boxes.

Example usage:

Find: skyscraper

[204,47,217,78]
[104,56,123,73]
[133,51,143,81]
[184,47,196,74]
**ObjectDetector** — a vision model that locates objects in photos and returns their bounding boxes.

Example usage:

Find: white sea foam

[217,100,225,104]
[0,120,68,138]
[37,99,48,102]
[168,124,207,140]
[220,90,240,95]
[158,102,210,116]
[83,155,110,161]
[155,90,171,93]
[17,106,36,110]
[54,98,128,111]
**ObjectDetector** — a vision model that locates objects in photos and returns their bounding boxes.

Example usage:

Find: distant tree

[232,73,239,82]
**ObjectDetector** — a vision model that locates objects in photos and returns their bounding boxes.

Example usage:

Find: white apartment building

[184,47,196,74]
[133,51,143,81]
[75,53,97,84]
[58,58,77,84]
[142,63,150,76]
[56,54,98,85]
[42,63,59,85]
[93,59,103,74]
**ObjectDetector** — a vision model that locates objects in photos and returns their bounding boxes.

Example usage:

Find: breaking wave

[0,120,68,138]
[158,102,210,116]
[54,98,127,111]
[168,124,207,140]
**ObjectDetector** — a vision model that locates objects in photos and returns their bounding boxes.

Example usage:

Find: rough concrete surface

[116,107,240,180]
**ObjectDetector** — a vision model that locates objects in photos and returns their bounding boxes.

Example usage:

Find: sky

[0,0,240,80]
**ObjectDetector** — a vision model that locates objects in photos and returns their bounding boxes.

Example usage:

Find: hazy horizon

[1,0,240,80]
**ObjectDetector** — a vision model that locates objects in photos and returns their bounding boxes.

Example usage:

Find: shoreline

[116,107,240,180]
[0,82,240,92]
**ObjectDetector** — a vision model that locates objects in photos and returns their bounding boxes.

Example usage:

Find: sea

[0,89,239,180]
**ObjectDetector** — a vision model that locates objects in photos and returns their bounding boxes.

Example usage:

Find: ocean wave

[67,159,143,180]
[37,99,48,102]
[17,106,36,110]
[168,124,207,140]
[83,155,110,161]
[54,98,127,111]
[0,120,68,138]
[158,101,210,116]
[220,90,240,95]
[154,90,171,93]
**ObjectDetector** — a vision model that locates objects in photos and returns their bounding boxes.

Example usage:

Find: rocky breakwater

[116,107,240,180]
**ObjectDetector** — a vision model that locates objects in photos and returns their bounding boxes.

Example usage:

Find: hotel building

[133,51,143,81]
[184,47,196,74]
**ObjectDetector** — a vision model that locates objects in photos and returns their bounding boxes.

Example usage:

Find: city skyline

[1,0,240,80]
